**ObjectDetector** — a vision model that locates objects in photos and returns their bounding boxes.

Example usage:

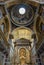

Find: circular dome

[19,7,26,15]
[11,4,34,26]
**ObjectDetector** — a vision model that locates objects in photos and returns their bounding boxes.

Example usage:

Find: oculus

[19,7,26,15]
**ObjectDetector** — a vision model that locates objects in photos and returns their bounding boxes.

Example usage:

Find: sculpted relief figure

[19,48,27,65]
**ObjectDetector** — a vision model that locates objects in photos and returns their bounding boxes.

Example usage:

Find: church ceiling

[0,2,44,65]
[0,0,44,54]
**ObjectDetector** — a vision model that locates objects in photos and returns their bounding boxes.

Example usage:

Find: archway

[11,26,34,42]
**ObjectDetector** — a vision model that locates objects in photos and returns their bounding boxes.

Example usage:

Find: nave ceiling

[0,0,44,58]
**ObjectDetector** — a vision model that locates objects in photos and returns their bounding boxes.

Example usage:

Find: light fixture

[19,7,26,15]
